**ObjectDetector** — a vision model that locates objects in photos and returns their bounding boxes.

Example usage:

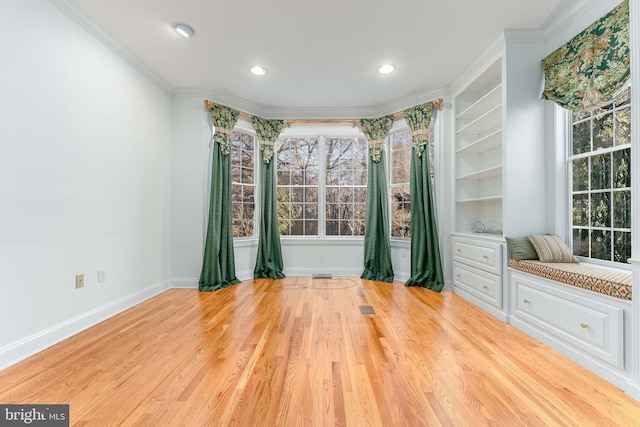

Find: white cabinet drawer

[512,274,624,369]
[453,262,502,308]
[453,237,502,275]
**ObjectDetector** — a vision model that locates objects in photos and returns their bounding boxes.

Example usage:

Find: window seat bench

[508,259,632,301]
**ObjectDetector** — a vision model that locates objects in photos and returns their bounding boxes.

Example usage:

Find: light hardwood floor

[1,277,640,426]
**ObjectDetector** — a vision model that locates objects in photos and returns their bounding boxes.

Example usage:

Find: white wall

[0,1,172,367]
[169,93,208,286]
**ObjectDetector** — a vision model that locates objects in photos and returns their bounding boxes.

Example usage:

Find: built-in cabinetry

[452,234,506,320]
[509,270,629,387]
[454,58,503,235]
[451,56,508,321]
[450,35,547,321]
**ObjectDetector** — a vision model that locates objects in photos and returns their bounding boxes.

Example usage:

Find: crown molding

[47,0,172,95]
[450,36,505,97]
[542,0,624,52]
[173,87,447,120]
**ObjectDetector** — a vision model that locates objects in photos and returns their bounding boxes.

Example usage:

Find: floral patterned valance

[205,101,240,155]
[359,115,394,162]
[251,116,284,163]
[541,0,630,111]
[403,102,437,158]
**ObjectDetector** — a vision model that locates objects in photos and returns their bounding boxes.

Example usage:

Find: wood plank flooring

[1,277,640,426]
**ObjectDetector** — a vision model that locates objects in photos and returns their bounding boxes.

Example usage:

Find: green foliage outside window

[570,87,631,263]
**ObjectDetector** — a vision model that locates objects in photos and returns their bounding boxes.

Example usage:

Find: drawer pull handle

[483,285,488,290]
[523,299,529,304]
[580,323,588,329]
[456,249,461,253]
[456,274,461,279]
[483,255,489,260]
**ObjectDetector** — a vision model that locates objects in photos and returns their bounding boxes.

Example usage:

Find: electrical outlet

[97,268,106,283]
[75,274,84,289]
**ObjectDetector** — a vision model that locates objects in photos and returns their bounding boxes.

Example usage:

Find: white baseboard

[170,277,199,288]
[0,280,170,371]
[625,380,640,402]
[236,270,254,281]
[283,267,364,277]
[509,316,629,391]
[171,272,253,288]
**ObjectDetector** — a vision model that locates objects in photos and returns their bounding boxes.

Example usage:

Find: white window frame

[564,89,632,267]
[388,126,412,241]
[230,124,258,241]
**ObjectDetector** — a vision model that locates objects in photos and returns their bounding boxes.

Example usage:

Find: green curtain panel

[360,115,394,283]
[199,103,241,291]
[252,116,286,279]
[541,0,629,111]
[403,104,444,291]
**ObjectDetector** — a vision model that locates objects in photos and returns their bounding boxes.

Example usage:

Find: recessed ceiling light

[251,66,266,76]
[378,64,395,74]
[172,22,195,38]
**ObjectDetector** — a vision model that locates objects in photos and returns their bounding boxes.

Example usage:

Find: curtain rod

[203,99,443,128]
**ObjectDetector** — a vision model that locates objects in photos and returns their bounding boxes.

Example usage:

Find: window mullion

[318,135,326,238]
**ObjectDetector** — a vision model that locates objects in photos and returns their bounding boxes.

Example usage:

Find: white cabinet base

[509,270,631,390]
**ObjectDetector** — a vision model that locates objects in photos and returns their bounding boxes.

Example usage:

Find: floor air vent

[359,306,375,314]
[312,273,333,279]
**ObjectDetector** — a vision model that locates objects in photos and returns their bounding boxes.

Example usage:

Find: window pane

[590,153,610,190]
[613,191,631,229]
[615,107,631,146]
[305,204,318,220]
[390,130,412,238]
[590,192,610,228]
[353,204,366,220]
[242,220,254,236]
[305,170,318,185]
[569,89,631,264]
[614,231,631,263]
[326,220,339,236]
[326,187,339,204]
[230,131,255,238]
[572,120,591,155]
[305,220,318,235]
[391,220,404,238]
[277,187,290,204]
[573,228,589,257]
[279,219,290,235]
[242,167,253,184]
[232,164,241,183]
[291,187,304,203]
[277,138,319,236]
[277,170,290,186]
[291,220,303,235]
[354,170,367,185]
[339,187,353,203]
[593,113,614,150]
[572,158,588,191]
[590,230,611,261]
[572,194,589,227]
[613,148,630,188]
[306,187,318,202]
[324,138,367,236]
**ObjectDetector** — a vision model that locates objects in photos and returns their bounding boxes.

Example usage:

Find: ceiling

[67,0,565,116]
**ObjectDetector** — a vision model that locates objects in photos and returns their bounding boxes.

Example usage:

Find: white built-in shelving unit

[454,58,503,236]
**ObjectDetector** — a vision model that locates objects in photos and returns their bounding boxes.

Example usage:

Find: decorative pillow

[528,235,579,263]
[505,237,539,261]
